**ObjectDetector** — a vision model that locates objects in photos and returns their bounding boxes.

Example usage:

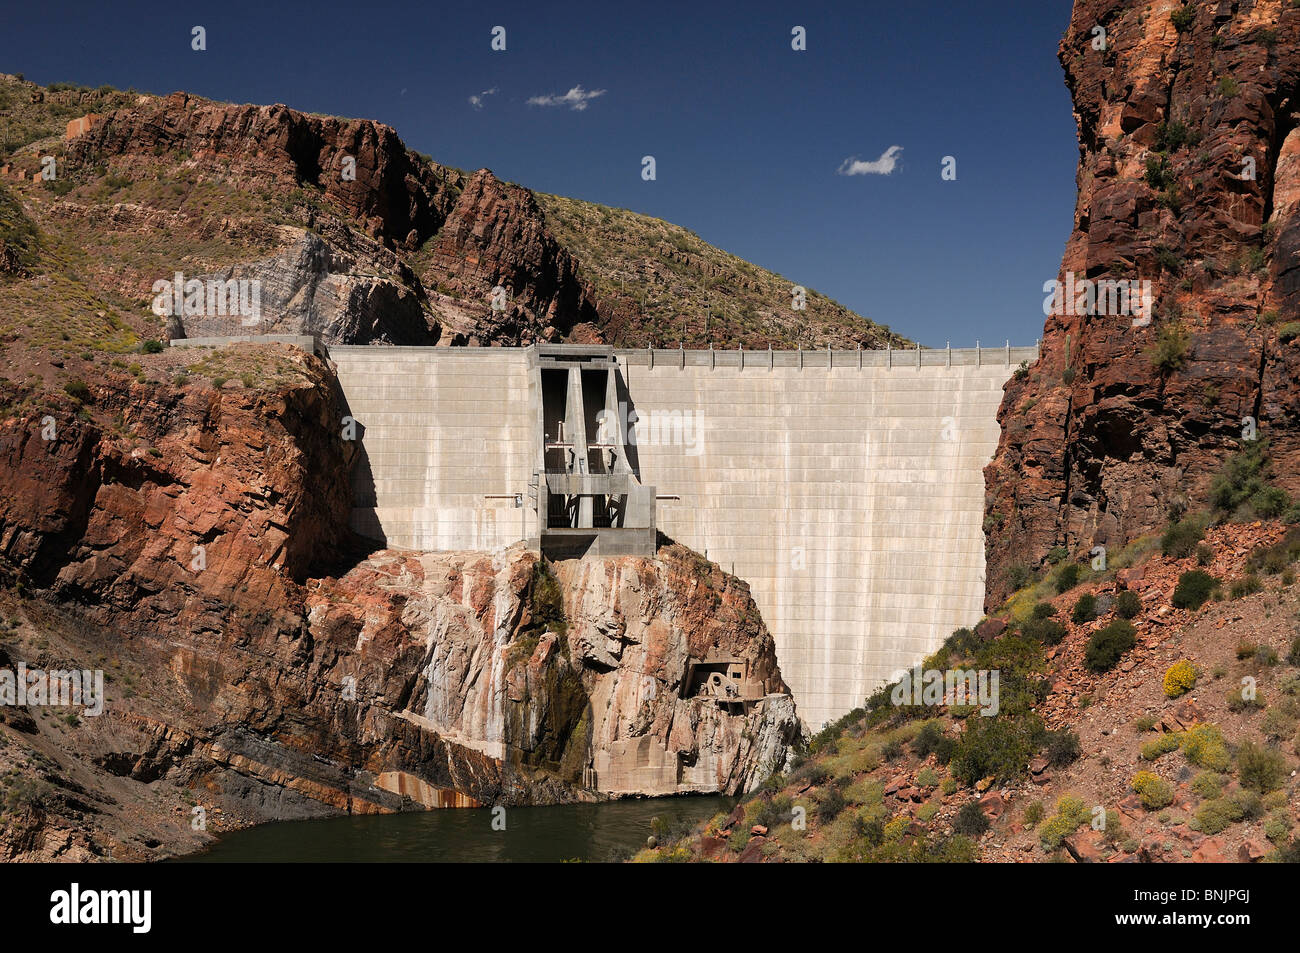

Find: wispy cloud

[468,88,498,110]
[837,146,903,176]
[527,85,606,111]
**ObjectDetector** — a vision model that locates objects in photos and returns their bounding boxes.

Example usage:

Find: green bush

[1071,593,1098,624]
[1191,772,1224,799]
[911,721,956,764]
[1115,590,1142,620]
[951,715,1044,786]
[1141,732,1181,761]
[1236,742,1289,793]
[63,379,91,402]
[1043,730,1081,767]
[1210,440,1282,518]
[1194,790,1261,835]
[1084,620,1137,672]
[141,339,164,354]
[1031,602,1057,620]
[1023,801,1045,825]
[1149,323,1190,373]
[1054,562,1082,594]
[1023,616,1068,647]
[952,801,990,837]
[1161,518,1205,558]
[1172,570,1217,610]
[1170,4,1195,31]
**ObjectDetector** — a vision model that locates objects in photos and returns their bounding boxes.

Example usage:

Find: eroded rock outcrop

[0,352,796,858]
[58,94,603,346]
[985,1,1300,605]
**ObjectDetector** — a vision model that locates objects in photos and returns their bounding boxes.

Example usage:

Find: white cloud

[527,85,606,111]
[468,88,498,110]
[837,146,904,176]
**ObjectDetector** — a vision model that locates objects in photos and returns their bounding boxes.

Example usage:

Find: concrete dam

[331,342,1038,731]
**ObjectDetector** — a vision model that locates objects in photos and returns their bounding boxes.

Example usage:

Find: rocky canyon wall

[986,0,1300,605]
[0,349,796,859]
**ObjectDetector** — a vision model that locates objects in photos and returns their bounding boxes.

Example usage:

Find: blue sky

[2,0,1077,347]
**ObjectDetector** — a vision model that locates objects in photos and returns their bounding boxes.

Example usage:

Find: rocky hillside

[0,345,798,860]
[642,518,1300,863]
[534,193,908,349]
[0,74,901,353]
[985,0,1300,604]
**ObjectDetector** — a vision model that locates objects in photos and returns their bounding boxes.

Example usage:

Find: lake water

[177,795,732,863]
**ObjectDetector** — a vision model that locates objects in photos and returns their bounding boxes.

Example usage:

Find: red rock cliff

[985,0,1300,605]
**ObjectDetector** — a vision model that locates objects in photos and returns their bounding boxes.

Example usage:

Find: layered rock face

[985,0,1300,605]
[0,354,795,858]
[60,94,602,346]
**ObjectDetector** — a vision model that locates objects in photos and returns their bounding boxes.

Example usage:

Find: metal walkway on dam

[329,342,1039,730]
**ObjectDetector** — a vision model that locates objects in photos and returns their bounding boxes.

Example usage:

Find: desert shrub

[1163,660,1197,698]
[1006,563,1033,591]
[1161,518,1204,558]
[1115,590,1142,620]
[815,784,847,823]
[1230,575,1263,600]
[1181,723,1231,772]
[950,715,1044,786]
[1149,323,1190,373]
[1210,440,1279,517]
[63,379,91,402]
[1023,616,1068,647]
[1141,732,1181,761]
[1084,619,1137,672]
[952,801,990,837]
[1194,790,1261,835]
[790,759,830,787]
[911,721,956,765]
[1191,772,1224,799]
[948,626,982,655]
[1031,602,1058,620]
[1071,593,1098,624]
[1227,687,1265,713]
[1172,570,1217,610]
[1251,487,1292,519]
[141,339,164,354]
[1023,800,1045,825]
[1289,637,1300,667]
[1236,741,1288,793]
[1265,810,1291,844]
[1170,4,1195,31]
[1263,707,1299,742]
[1043,729,1081,767]
[1038,795,1090,850]
[1131,771,1175,810]
[916,767,939,788]
[1054,562,1082,594]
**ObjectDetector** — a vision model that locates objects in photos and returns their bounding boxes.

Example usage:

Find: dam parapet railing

[616,342,1040,370]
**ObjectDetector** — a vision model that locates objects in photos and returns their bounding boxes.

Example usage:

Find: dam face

[331,344,1036,730]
